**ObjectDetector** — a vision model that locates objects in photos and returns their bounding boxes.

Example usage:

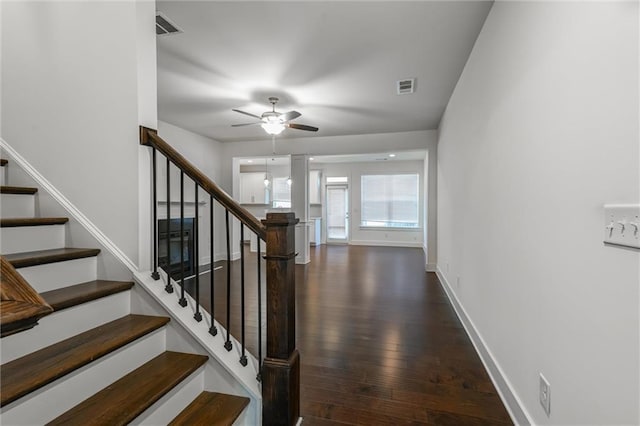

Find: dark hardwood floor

[184,244,512,425]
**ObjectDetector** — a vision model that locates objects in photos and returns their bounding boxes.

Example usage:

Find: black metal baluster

[178,171,187,307]
[239,224,247,366]
[164,158,173,293]
[151,148,160,280]
[256,237,262,381]
[209,195,217,336]
[224,209,232,351]
[194,184,202,322]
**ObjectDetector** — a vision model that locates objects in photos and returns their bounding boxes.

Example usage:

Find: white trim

[0,138,138,272]
[435,266,533,426]
[349,240,423,248]
[358,226,421,232]
[211,253,241,263]
[133,270,262,425]
[423,244,437,271]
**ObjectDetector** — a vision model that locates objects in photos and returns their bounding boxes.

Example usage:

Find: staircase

[0,158,250,425]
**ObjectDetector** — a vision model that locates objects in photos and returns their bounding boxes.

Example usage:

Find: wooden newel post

[261,212,300,426]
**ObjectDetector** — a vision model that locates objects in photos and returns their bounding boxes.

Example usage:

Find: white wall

[437,2,639,425]
[315,160,424,247]
[137,0,159,272]
[158,120,225,265]
[221,130,438,260]
[1,1,150,265]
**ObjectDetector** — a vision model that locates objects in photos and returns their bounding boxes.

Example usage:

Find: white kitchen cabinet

[309,170,322,205]
[240,172,269,204]
[309,217,322,246]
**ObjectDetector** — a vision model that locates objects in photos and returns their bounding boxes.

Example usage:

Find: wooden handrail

[1,256,53,337]
[141,126,300,424]
[139,126,266,240]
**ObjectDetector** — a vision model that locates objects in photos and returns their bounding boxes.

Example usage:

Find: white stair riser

[1,194,35,218]
[0,328,167,425]
[0,225,66,254]
[0,291,131,364]
[0,168,5,186]
[16,256,97,293]
[234,406,251,425]
[132,369,204,425]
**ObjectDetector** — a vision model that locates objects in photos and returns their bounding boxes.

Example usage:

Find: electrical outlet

[539,373,551,417]
[456,276,461,289]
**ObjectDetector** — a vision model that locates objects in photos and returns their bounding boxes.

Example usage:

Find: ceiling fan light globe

[261,122,285,135]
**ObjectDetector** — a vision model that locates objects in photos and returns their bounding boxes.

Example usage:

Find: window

[271,177,291,208]
[361,174,419,228]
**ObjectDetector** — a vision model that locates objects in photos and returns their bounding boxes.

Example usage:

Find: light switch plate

[604,204,640,249]
[539,373,551,417]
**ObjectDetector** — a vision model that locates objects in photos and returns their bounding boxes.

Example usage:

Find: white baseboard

[349,240,423,248]
[0,138,138,272]
[425,263,437,272]
[435,266,533,426]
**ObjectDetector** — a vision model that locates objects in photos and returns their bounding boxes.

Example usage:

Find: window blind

[361,174,419,228]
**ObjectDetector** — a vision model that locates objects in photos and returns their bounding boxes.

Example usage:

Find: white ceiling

[156,1,492,143]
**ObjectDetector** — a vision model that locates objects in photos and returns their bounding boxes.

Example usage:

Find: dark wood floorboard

[181,244,512,425]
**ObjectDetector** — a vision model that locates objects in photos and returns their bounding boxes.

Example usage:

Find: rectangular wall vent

[397,78,416,95]
[156,12,183,36]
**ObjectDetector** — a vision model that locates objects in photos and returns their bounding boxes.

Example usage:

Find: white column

[290,154,310,264]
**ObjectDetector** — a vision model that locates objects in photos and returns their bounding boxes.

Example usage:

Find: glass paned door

[326,184,349,242]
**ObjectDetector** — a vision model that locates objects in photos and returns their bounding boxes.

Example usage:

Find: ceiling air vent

[156,12,183,36]
[397,78,416,95]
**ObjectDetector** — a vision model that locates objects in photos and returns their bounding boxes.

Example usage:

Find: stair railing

[140,126,300,426]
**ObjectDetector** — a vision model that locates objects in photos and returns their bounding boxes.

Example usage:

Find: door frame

[325,183,349,244]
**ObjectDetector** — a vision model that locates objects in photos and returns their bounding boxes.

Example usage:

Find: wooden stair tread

[0,217,69,227]
[47,351,208,426]
[42,280,134,312]
[169,391,250,426]
[0,159,7,166]
[4,248,101,268]
[0,314,169,407]
[0,186,37,195]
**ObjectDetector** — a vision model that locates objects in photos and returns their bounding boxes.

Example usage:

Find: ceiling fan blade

[279,110,301,122]
[232,109,262,120]
[287,123,319,132]
[231,122,261,127]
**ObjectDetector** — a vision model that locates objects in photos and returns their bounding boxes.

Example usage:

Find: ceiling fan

[232,97,319,135]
